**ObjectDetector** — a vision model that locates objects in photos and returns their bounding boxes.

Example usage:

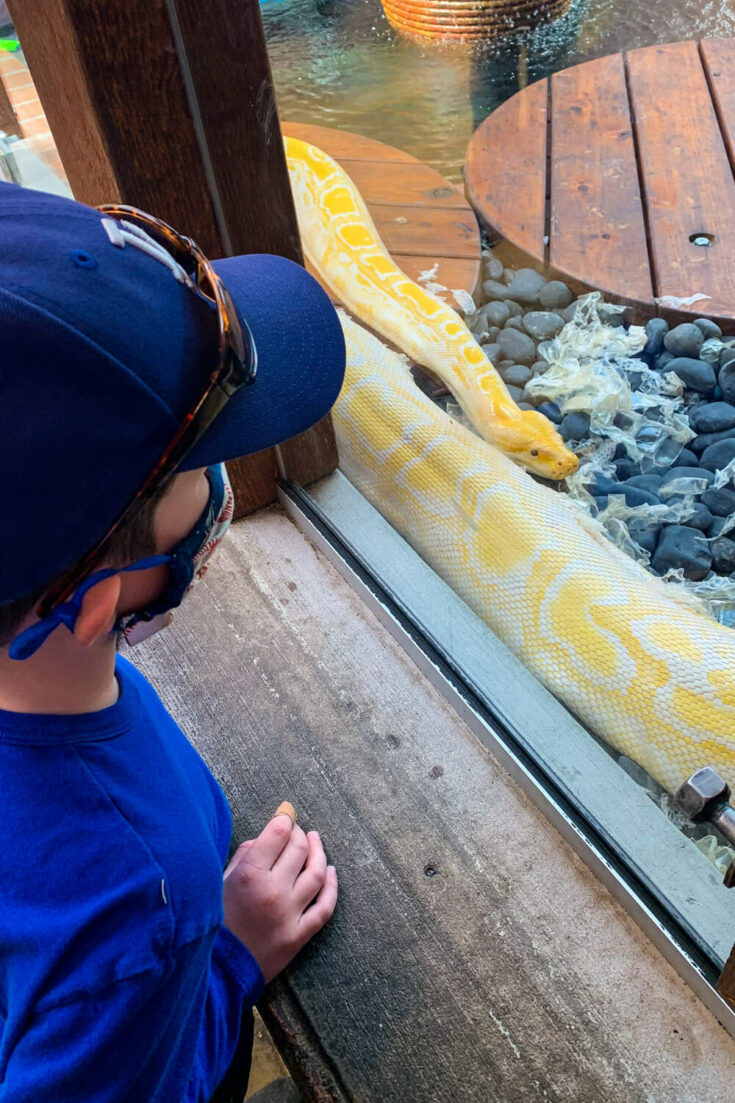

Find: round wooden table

[464,39,735,331]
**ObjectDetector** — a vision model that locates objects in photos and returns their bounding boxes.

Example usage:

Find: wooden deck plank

[626,40,735,319]
[283,122,417,164]
[396,255,480,296]
[335,158,467,209]
[370,204,481,258]
[700,39,735,177]
[549,54,654,307]
[464,77,548,258]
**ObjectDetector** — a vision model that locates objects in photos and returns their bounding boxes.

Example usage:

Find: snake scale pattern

[285,135,735,797]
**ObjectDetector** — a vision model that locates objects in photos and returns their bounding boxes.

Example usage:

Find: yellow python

[285,137,576,481]
[285,136,735,796]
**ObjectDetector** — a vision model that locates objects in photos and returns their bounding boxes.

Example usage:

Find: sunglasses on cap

[38,204,257,620]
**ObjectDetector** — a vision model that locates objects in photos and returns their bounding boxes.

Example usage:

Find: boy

[0,181,346,1100]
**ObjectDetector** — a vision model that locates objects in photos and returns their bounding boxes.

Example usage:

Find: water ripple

[264,0,734,179]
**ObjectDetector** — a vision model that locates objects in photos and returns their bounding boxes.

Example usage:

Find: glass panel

[8,0,734,987]
[0,17,70,196]
[268,0,735,971]
[264,0,735,183]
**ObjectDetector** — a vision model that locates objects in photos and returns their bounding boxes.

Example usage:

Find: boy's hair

[0,482,171,647]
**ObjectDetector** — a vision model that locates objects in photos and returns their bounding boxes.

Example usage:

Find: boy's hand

[222,812,338,983]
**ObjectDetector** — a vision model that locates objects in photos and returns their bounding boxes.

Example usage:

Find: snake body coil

[286,135,735,795]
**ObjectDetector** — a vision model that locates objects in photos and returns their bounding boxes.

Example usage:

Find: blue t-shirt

[0,655,264,1101]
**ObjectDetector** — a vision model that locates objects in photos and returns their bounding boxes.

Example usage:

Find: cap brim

[181,253,345,469]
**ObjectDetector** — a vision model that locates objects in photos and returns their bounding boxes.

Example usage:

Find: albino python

[285,138,576,482]
[285,135,735,797]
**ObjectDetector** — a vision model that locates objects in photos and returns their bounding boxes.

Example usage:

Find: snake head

[496,410,578,481]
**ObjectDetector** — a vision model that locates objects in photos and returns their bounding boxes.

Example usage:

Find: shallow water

[263,0,735,180]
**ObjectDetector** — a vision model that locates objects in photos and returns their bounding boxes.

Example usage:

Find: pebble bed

[413,251,735,875]
[416,250,735,626]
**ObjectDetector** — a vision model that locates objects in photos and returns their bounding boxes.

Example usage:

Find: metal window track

[279,473,735,1039]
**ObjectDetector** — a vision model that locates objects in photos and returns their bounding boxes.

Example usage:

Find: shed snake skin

[285,135,735,796]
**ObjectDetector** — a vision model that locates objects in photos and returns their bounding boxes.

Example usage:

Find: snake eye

[530,449,539,457]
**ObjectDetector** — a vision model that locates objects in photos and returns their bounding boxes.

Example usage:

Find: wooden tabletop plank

[549,54,654,306]
[700,39,735,176]
[626,40,735,319]
[464,77,548,259]
[464,38,735,329]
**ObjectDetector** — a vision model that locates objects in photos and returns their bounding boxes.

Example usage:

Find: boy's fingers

[245,814,295,870]
[223,839,254,878]
[272,823,310,883]
[271,801,296,825]
[297,866,338,939]
[294,832,328,906]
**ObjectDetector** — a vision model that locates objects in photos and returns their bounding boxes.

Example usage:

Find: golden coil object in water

[380,0,572,41]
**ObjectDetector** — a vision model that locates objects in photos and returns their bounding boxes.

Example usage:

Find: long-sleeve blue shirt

[0,655,264,1101]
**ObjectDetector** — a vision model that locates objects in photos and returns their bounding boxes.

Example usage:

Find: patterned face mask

[119,463,234,645]
[10,464,234,661]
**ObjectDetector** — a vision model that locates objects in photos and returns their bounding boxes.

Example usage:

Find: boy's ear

[74,575,123,647]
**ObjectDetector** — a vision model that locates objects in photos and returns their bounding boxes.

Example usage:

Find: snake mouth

[557,453,580,479]
[522,445,578,481]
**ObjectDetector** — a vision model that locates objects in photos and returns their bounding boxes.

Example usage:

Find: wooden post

[7,0,339,515]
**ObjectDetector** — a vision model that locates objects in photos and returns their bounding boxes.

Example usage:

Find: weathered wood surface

[702,38,735,175]
[132,508,735,1102]
[465,37,735,330]
[464,76,547,260]
[227,448,279,517]
[277,415,340,491]
[372,205,479,259]
[550,53,653,310]
[8,0,301,259]
[284,123,481,301]
[627,41,735,321]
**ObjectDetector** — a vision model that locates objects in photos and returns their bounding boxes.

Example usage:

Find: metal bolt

[711,803,735,850]
[674,767,731,823]
[673,767,735,888]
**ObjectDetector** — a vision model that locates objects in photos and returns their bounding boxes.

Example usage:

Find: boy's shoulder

[0,736,171,1013]
[0,657,230,1011]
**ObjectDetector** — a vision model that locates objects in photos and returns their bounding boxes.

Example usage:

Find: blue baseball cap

[0,181,346,604]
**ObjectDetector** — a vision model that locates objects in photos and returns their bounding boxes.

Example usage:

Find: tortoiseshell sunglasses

[39,204,257,619]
